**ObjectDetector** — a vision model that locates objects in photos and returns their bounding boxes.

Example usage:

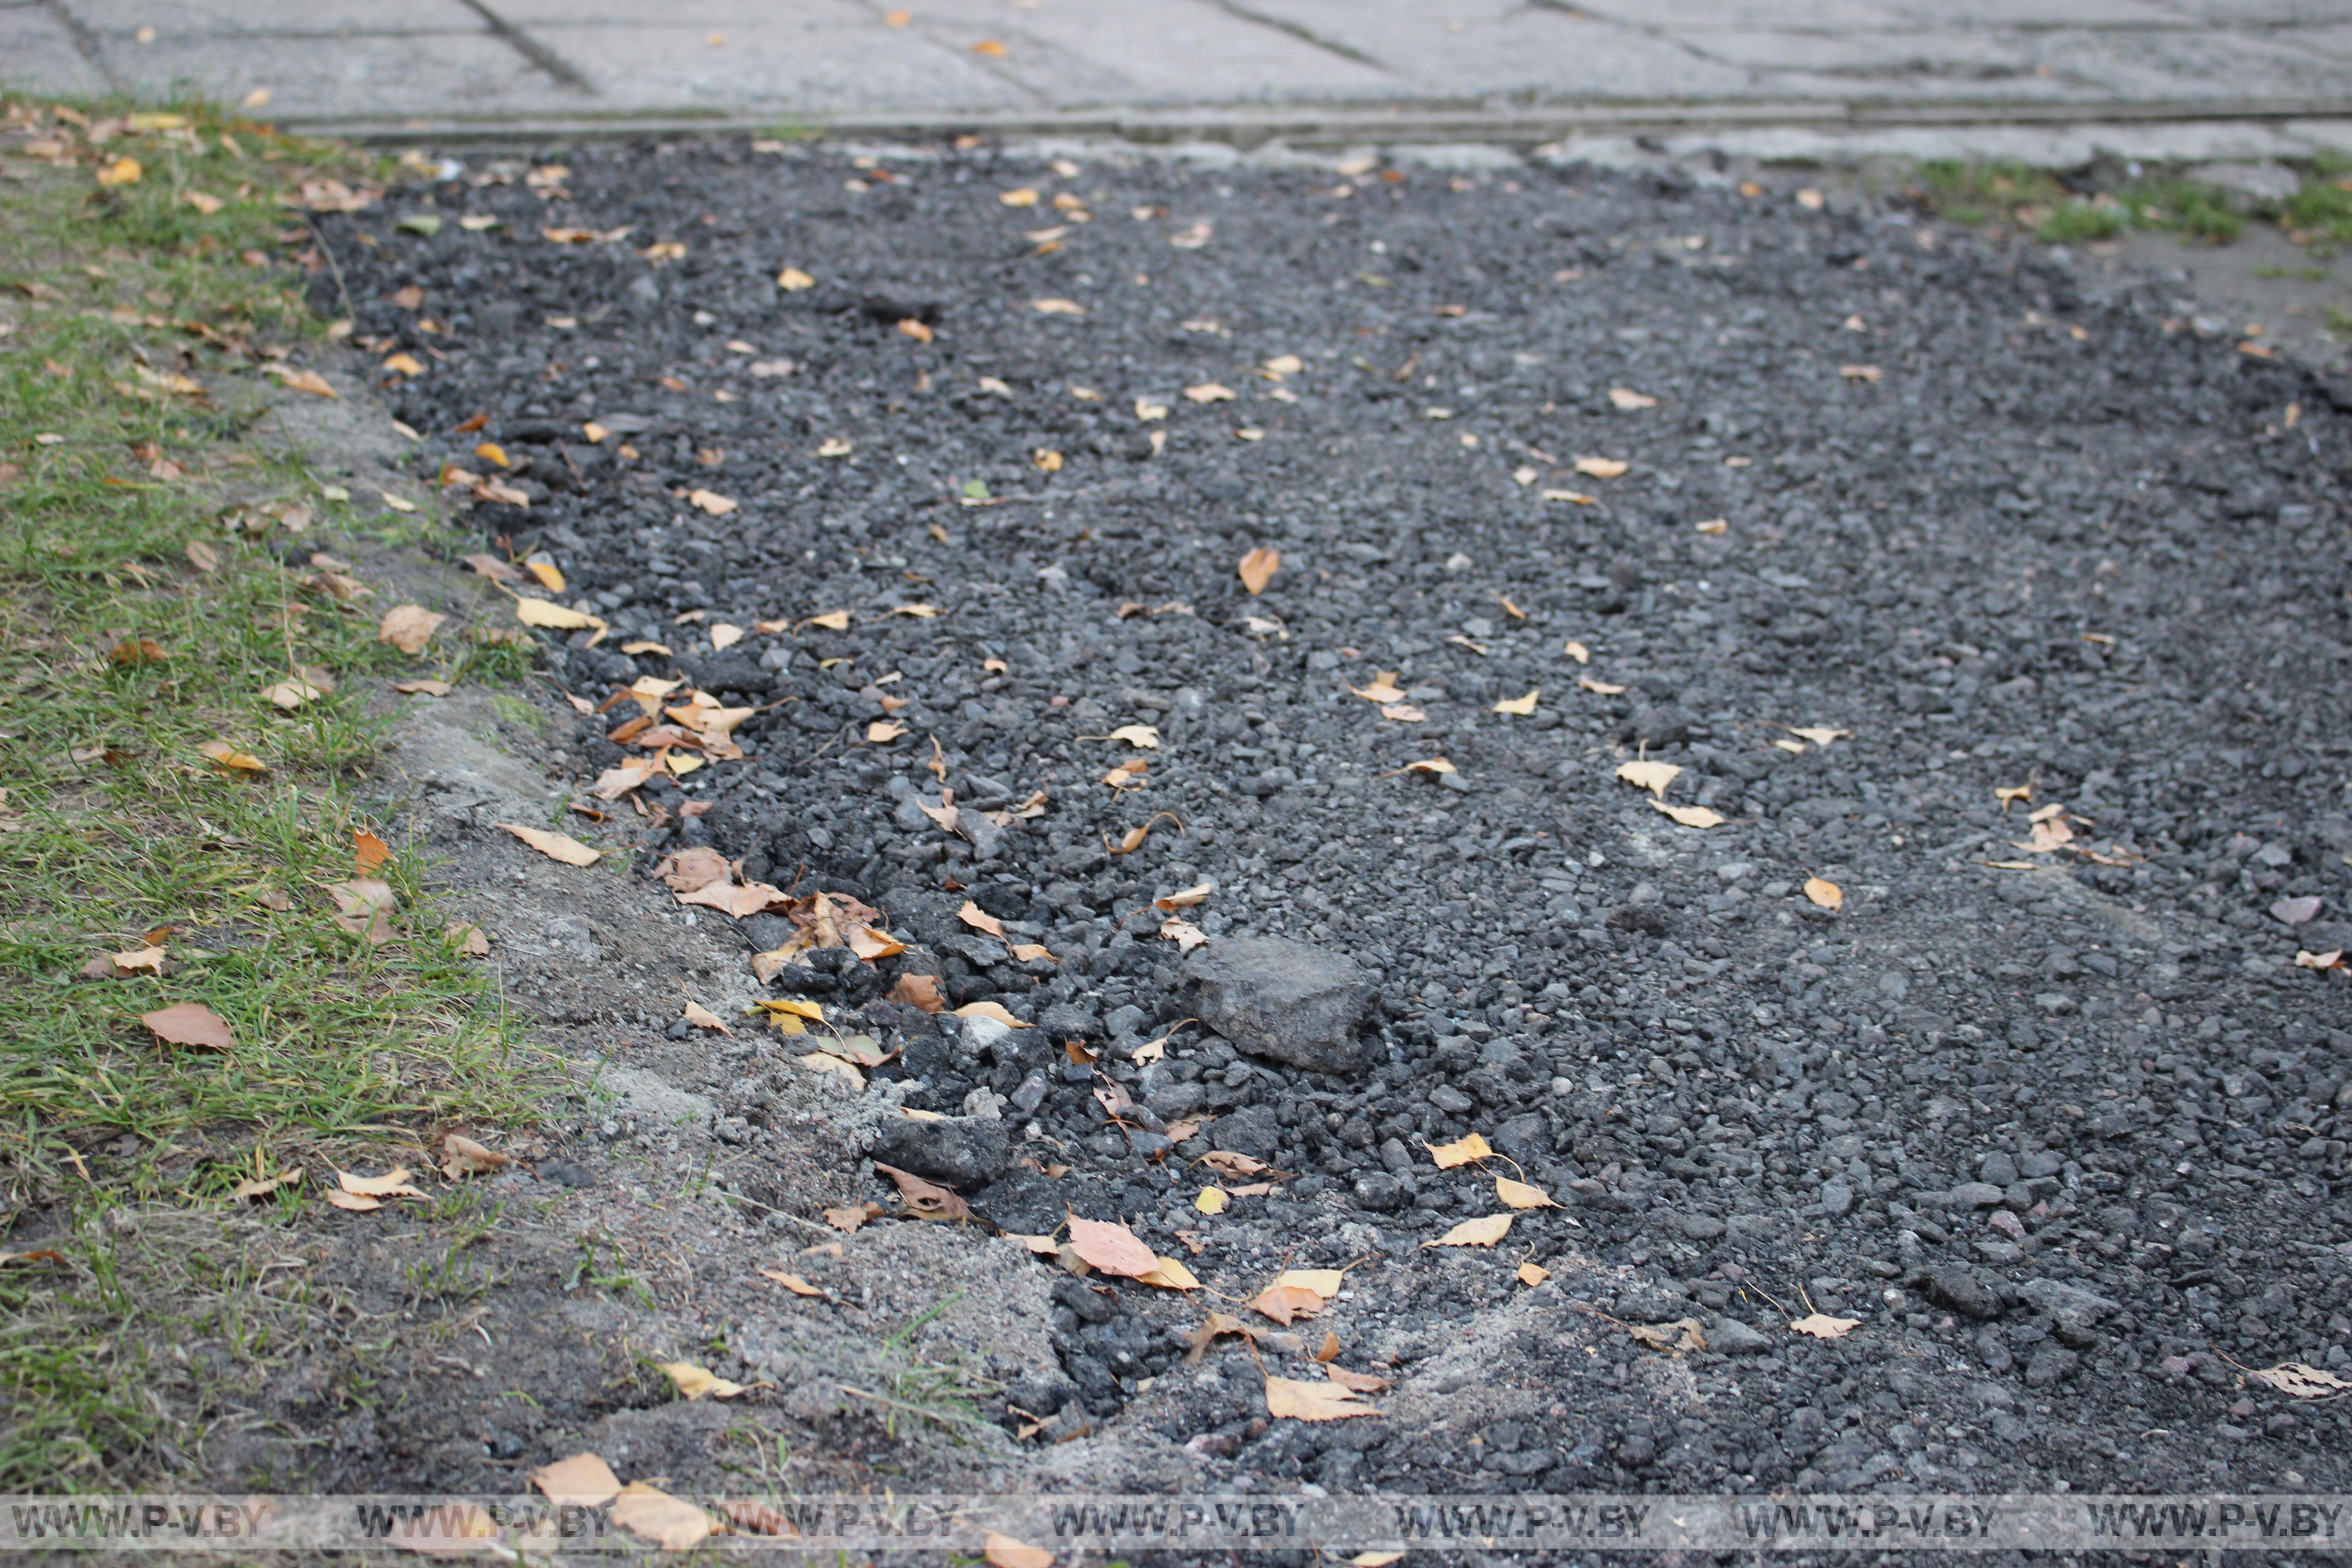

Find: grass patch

[2283,155,2352,249]
[1914,159,2245,244]
[0,96,532,1487]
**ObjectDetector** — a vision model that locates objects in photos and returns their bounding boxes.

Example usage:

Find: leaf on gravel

[1137,1255,1200,1290]
[1237,548,1280,595]
[1607,387,1657,410]
[1654,801,1727,828]
[610,1483,714,1551]
[514,598,604,635]
[393,678,453,696]
[1496,1177,1558,1209]
[267,365,336,398]
[1628,1318,1708,1354]
[687,488,737,516]
[654,847,732,891]
[1424,1213,1514,1248]
[1265,1375,1379,1422]
[1195,1186,1229,1214]
[984,1532,1053,1568]
[1615,760,1680,797]
[1324,1364,1393,1394]
[461,553,525,583]
[776,266,815,290]
[1098,723,1160,749]
[327,878,398,945]
[1788,726,1850,746]
[1160,918,1208,951]
[1397,758,1455,777]
[1250,1285,1327,1325]
[441,1133,509,1178]
[140,1002,233,1050]
[1573,456,1629,478]
[1185,383,1237,403]
[531,1452,620,1508]
[1579,676,1626,694]
[709,622,745,651]
[682,1000,732,1034]
[1492,690,1539,716]
[1067,1215,1159,1278]
[959,900,1006,937]
[1519,1263,1551,1288]
[339,1167,423,1199]
[1350,671,1407,703]
[761,1269,825,1297]
[2295,949,2344,970]
[1562,639,1590,663]
[1839,363,1882,382]
[2244,1362,2352,1399]
[953,1000,1033,1028]
[1804,877,1843,911]
[824,1201,884,1232]
[659,1361,745,1401]
[446,921,490,956]
[1790,1313,1861,1339]
[1201,1151,1270,1180]
[1428,1133,1491,1168]
[678,879,790,919]
[377,604,446,654]
[589,761,656,799]
[499,823,600,866]
[325,1188,382,1212]
[847,924,907,961]
[1154,880,1214,911]
[1182,1312,1260,1362]
[197,740,267,774]
[1032,298,1085,315]
[1352,1554,1406,1567]
[889,974,946,1012]
[875,1162,976,1222]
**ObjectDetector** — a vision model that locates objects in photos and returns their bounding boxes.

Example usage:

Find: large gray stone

[868,1113,1009,1190]
[1182,938,1377,1076]
[2016,1278,2122,1335]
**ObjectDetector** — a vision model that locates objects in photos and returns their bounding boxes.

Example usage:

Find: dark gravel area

[320,139,2352,1511]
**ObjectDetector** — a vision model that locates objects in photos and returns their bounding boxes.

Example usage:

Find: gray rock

[1145,1081,1208,1121]
[1923,1265,2005,1321]
[1676,1213,1727,1241]
[1429,1084,1475,1115]
[1102,1004,1148,1039]
[2024,1343,2080,1387]
[1979,1152,2019,1187]
[1491,1112,1548,1163]
[1036,1001,1096,1040]
[1379,1137,1413,1175]
[1352,1173,1405,1211]
[1952,1181,2006,1208]
[1819,1180,1855,1216]
[868,1113,1010,1189]
[2016,1279,2122,1334]
[1211,1104,1283,1160]
[1710,1316,1773,1355]
[1183,937,1377,1076]
[968,1166,1063,1233]
[1614,1285,1693,1323]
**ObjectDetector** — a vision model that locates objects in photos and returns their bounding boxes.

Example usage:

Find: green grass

[0,95,534,1488]
[1915,159,2245,244]
[2283,156,2352,247]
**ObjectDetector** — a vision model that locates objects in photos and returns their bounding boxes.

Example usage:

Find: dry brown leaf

[2245,1362,2352,1399]
[1136,1255,1200,1290]
[326,878,397,945]
[446,921,490,956]
[1182,1311,1260,1363]
[1194,1186,1229,1214]
[1397,758,1455,778]
[1615,760,1681,797]
[1153,880,1213,911]
[325,1189,382,1213]
[1654,801,1727,829]
[1495,1177,1557,1209]
[1423,1213,1514,1248]
[889,974,946,1013]
[1351,672,1408,703]
[1573,456,1629,478]
[1803,877,1843,911]
[682,1000,732,1034]
[1160,918,1208,952]
[1274,1268,1344,1298]
[1353,1555,1406,1567]
[1629,1318,1708,1354]
[140,1001,233,1050]
[761,1269,825,1297]
[1518,1262,1551,1288]
[1492,690,1539,716]
[377,604,445,655]
[338,1167,423,1200]
[1607,387,1658,410]
[530,1452,620,1508]
[875,1162,975,1222]
[196,739,267,774]
[659,1361,746,1401]
[610,1484,714,1551]
[953,1000,1033,1029]
[1324,1364,1393,1394]
[232,1169,299,1201]
[1184,382,1237,404]
[1067,1215,1158,1278]
[652,846,730,892]
[440,1133,508,1179]
[499,823,600,866]
[393,678,454,697]
[1579,676,1626,694]
[824,1201,884,1232]
[185,540,220,573]
[1265,1375,1379,1422]
[1788,726,1850,746]
[1237,547,1280,595]
[1249,1285,1327,1326]
[1789,1313,1861,1340]
[984,1532,1053,1568]
[99,945,165,977]
[353,830,390,872]
[959,900,1006,937]
[1201,1150,1270,1180]
[1427,1133,1491,1169]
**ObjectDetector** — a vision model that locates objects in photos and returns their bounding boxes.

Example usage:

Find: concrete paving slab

[1568,0,1906,28]
[2033,25,2352,98]
[108,33,568,120]
[66,0,488,35]
[525,21,1040,115]
[2271,20,2352,52]
[1658,25,2045,74]
[2281,115,2352,150]
[2150,0,2352,20]
[1230,0,1769,99]
[0,6,111,96]
[1880,0,2188,24]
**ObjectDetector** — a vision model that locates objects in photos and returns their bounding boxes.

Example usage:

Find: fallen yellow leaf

[657,1361,745,1400]
[1804,877,1843,911]
[1428,1133,1491,1169]
[1615,760,1680,797]
[1492,689,1539,716]
[1423,1213,1513,1248]
[498,822,600,866]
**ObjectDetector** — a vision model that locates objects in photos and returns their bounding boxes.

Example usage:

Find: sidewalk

[8,0,2352,154]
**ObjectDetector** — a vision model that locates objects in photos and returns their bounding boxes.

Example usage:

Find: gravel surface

[321,139,2352,1510]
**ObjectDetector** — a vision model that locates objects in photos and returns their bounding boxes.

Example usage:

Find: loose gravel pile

[324,140,2352,1505]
